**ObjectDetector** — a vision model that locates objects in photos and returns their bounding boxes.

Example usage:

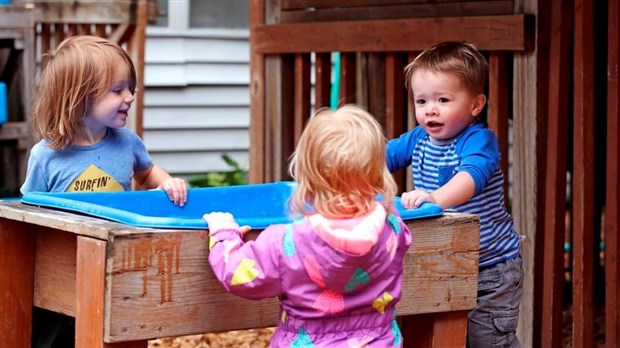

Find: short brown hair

[288,105,397,218]
[33,35,137,149]
[405,41,488,95]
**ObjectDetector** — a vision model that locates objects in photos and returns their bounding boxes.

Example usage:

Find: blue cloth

[386,121,521,267]
[21,127,153,194]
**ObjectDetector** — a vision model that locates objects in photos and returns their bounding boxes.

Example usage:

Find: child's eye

[438,97,450,103]
[415,99,426,105]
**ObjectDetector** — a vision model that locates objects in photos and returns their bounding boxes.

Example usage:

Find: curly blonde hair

[33,35,137,149]
[288,105,397,219]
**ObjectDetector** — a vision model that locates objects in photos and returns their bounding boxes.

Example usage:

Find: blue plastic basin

[21,181,442,229]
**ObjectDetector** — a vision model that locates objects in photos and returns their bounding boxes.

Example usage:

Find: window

[189,1,249,29]
[149,0,249,31]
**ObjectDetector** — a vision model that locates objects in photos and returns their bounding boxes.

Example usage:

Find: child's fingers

[239,225,252,235]
[163,178,188,206]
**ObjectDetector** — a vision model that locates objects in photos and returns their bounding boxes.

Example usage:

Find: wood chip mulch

[148,328,275,348]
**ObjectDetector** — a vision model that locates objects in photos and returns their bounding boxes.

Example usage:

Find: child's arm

[401,171,475,209]
[203,212,283,300]
[386,127,425,172]
[134,165,187,206]
[402,128,499,209]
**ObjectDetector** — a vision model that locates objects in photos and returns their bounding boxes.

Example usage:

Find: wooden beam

[572,0,595,346]
[314,53,332,109]
[488,52,511,206]
[27,0,133,24]
[606,0,620,345]
[254,15,529,53]
[249,0,266,184]
[0,219,35,348]
[541,0,572,347]
[280,1,514,23]
[293,53,311,145]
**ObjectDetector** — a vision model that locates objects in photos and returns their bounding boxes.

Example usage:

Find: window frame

[147,0,249,38]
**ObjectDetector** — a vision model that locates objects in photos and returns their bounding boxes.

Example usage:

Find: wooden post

[249,0,266,184]
[0,219,36,348]
[540,0,572,347]
[76,236,147,348]
[402,311,469,348]
[572,0,595,345]
[606,0,620,345]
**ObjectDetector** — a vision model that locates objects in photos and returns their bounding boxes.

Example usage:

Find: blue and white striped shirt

[386,121,521,267]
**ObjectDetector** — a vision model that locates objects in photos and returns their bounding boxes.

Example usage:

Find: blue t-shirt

[386,121,521,267]
[21,127,153,194]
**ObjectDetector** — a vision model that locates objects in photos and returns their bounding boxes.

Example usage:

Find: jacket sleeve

[386,127,424,172]
[208,224,285,300]
[458,128,500,195]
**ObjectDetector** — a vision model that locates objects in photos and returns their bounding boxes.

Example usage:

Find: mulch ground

[148,328,274,348]
[147,307,604,348]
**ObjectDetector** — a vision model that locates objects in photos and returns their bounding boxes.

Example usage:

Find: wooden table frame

[0,202,479,347]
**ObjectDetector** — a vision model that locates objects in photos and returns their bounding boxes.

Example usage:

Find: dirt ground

[148,328,274,348]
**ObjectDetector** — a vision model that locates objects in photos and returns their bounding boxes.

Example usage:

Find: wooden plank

[0,201,127,240]
[0,122,29,141]
[365,53,386,125]
[314,52,332,109]
[103,213,479,342]
[0,219,36,348]
[264,54,296,182]
[249,0,266,184]
[488,52,510,205]
[280,1,514,23]
[78,236,148,347]
[541,0,572,346]
[76,237,107,346]
[339,52,356,105]
[282,0,429,10]
[402,310,469,348]
[606,0,620,345]
[572,0,595,346]
[512,0,549,345]
[33,229,77,316]
[27,0,133,24]
[386,52,407,193]
[255,15,528,53]
[293,53,311,145]
[126,0,148,137]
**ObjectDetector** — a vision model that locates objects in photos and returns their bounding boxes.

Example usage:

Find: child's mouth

[426,121,443,129]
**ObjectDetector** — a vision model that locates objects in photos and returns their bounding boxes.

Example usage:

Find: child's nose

[124,89,135,103]
[425,104,438,115]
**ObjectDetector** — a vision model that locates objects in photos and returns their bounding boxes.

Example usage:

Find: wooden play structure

[0,0,148,196]
[249,0,620,347]
[1,0,619,347]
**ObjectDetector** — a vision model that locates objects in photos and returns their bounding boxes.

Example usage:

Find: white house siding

[142,32,250,180]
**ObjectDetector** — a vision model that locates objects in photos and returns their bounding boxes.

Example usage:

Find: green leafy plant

[188,154,248,188]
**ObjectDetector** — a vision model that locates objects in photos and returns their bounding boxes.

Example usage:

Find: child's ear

[471,94,487,117]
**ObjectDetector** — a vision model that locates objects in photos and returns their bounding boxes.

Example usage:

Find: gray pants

[467,256,523,348]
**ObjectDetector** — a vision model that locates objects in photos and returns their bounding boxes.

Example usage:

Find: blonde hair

[33,35,137,149]
[288,105,397,219]
[405,41,488,95]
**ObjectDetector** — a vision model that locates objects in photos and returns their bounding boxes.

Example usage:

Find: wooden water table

[0,201,479,347]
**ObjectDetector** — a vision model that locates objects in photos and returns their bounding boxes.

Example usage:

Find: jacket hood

[295,203,399,292]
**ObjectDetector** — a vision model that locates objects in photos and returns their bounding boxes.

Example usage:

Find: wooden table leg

[401,310,469,348]
[76,236,147,348]
[0,219,36,348]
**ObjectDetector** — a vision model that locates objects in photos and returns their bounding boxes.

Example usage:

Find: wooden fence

[249,0,620,347]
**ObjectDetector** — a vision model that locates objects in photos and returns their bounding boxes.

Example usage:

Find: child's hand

[401,189,437,209]
[159,178,188,206]
[203,212,251,235]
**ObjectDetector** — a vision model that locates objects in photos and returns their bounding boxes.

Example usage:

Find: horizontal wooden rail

[253,14,530,53]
